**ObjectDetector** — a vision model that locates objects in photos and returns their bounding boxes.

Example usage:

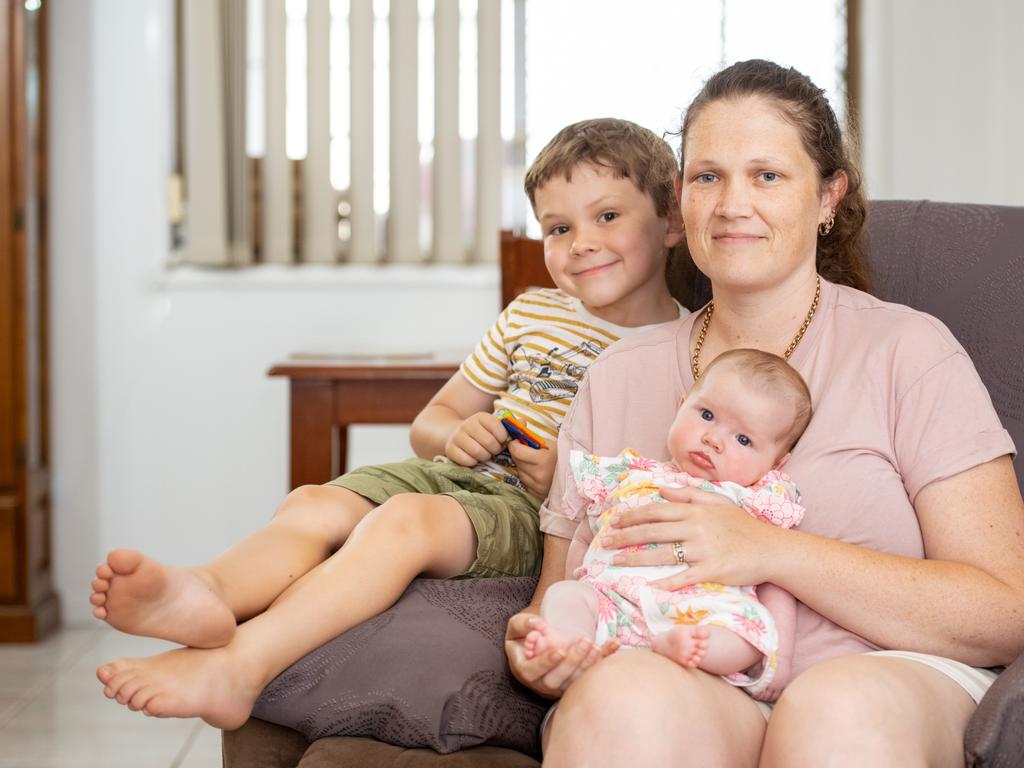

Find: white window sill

[151,262,500,292]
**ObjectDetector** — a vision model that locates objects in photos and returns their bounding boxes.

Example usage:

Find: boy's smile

[533,163,682,328]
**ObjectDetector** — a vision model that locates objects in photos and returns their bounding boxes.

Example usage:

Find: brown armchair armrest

[964,653,1024,766]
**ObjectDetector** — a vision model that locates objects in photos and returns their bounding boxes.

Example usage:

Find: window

[170,0,851,266]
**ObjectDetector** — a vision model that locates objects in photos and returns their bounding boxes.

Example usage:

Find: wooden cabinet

[0,0,58,642]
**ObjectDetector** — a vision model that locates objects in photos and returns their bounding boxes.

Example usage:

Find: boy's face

[667,365,792,487]
[532,163,682,326]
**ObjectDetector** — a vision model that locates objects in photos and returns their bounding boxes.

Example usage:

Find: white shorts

[747,650,997,721]
[539,650,1000,739]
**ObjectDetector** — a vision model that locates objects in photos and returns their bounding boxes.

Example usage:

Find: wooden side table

[268,357,459,489]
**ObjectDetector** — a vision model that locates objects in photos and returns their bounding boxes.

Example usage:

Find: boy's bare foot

[90,549,236,648]
[97,646,259,730]
[651,625,710,669]
[523,618,575,659]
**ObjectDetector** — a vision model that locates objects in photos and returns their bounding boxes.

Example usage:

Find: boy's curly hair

[523,118,700,307]
[524,118,678,218]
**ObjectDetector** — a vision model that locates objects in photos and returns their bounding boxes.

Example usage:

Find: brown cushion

[251,577,546,757]
[300,737,541,767]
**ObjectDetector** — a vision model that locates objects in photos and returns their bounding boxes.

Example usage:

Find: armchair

[224,201,1024,767]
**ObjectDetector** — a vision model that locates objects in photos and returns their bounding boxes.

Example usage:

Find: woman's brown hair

[678,59,872,301]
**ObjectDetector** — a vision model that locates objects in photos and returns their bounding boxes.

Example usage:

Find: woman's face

[677,95,845,294]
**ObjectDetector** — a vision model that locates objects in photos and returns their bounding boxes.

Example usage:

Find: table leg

[289,380,337,489]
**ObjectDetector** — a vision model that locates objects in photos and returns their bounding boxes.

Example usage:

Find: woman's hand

[508,441,557,500]
[505,611,615,698]
[444,412,507,466]
[604,485,782,589]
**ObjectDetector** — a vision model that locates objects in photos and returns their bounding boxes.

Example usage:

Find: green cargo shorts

[327,457,542,578]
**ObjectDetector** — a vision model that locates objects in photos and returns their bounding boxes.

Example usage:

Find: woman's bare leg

[96,492,478,729]
[763,655,977,767]
[90,485,374,647]
[544,649,766,768]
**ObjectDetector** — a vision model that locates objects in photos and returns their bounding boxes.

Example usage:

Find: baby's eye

[736,434,752,447]
[598,211,619,223]
[700,409,714,421]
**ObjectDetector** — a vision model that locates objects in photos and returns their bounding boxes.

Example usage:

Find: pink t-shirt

[540,279,1016,677]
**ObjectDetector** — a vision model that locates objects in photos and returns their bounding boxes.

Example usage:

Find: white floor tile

[0,625,199,768]
[178,723,224,768]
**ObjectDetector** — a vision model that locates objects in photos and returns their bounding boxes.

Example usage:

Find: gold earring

[818,213,835,236]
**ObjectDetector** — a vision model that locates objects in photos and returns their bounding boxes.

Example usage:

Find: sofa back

[866,200,1024,490]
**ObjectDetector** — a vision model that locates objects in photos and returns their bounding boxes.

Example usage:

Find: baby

[526,348,811,701]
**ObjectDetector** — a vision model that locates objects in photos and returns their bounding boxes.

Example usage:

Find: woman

[506,59,1024,765]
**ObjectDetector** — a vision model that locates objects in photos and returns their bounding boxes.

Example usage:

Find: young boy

[91,118,690,729]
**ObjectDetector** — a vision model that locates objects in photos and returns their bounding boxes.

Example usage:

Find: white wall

[48,0,1024,625]
[49,0,497,624]
[859,0,1024,205]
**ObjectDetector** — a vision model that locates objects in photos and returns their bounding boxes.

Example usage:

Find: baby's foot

[523,619,574,659]
[90,549,235,648]
[651,625,710,669]
[97,646,260,730]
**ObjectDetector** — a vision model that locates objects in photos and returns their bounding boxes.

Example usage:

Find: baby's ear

[773,452,791,471]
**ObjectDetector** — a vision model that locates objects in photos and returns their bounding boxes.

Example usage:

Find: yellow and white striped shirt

[459,288,686,489]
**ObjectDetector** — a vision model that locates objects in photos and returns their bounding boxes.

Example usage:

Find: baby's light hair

[524,118,678,218]
[694,349,813,454]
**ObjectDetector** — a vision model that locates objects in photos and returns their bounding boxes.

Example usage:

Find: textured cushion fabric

[250,577,546,757]
[865,201,1024,490]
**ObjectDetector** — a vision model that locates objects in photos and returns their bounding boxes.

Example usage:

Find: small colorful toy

[497,409,545,449]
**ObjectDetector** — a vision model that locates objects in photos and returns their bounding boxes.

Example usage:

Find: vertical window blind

[172,0,519,267]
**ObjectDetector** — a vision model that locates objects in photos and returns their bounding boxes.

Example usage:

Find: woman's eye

[700,409,713,421]
[736,434,752,447]
[599,211,618,223]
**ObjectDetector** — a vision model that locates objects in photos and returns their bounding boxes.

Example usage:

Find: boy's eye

[758,171,779,182]
[549,225,569,236]
[695,173,718,184]
[736,434,752,447]
[598,211,618,223]
[700,409,713,421]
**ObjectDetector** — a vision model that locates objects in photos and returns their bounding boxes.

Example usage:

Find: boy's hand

[444,412,507,467]
[508,440,557,500]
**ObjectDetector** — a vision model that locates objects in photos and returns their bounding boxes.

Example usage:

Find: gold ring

[671,541,687,565]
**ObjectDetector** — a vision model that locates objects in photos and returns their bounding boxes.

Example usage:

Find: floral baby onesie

[570,448,805,694]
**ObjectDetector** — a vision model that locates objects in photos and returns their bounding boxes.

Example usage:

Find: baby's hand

[444,412,507,467]
[509,440,557,499]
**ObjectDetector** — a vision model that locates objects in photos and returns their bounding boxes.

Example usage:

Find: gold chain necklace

[690,275,821,380]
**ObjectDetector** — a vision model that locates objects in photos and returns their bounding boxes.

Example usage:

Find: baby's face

[668,366,792,486]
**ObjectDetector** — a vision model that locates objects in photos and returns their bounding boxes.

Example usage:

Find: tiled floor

[0,625,222,767]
